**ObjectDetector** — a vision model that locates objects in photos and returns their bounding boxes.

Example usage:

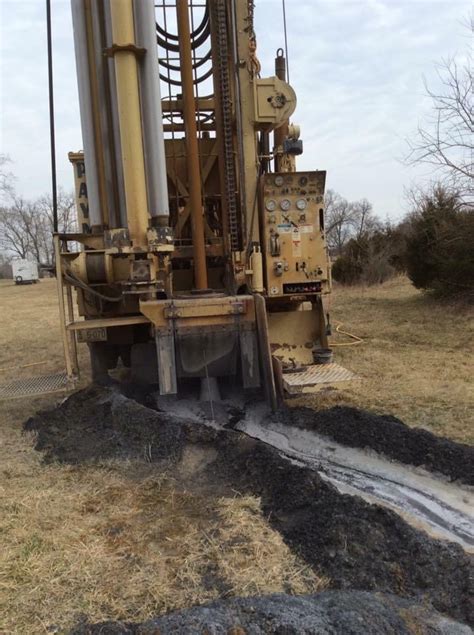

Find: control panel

[260,171,329,296]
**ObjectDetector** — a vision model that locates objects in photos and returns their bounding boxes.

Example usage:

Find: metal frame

[54,234,153,382]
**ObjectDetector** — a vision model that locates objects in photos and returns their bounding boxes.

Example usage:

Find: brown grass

[0,280,325,634]
[0,454,325,633]
[0,275,472,633]
[305,276,473,444]
[0,279,87,381]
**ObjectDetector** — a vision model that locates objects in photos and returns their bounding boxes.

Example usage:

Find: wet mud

[283,405,474,484]
[237,418,474,550]
[25,387,474,627]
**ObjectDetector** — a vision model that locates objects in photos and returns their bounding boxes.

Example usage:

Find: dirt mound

[25,387,473,625]
[284,406,474,484]
[24,386,188,464]
[71,591,472,634]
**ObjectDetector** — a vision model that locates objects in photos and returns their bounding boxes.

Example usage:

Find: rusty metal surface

[67,316,149,331]
[0,372,74,400]
[140,295,255,329]
[283,363,357,395]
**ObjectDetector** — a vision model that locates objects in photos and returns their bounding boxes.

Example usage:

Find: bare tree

[352,198,381,239]
[0,198,32,259]
[324,190,358,255]
[405,20,473,200]
[0,189,76,264]
[37,190,77,235]
[0,154,15,202]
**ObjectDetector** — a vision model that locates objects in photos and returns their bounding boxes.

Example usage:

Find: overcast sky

[0,0,471,221]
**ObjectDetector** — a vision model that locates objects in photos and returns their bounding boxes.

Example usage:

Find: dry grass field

[316,276,474,444]
[0,276,472,633]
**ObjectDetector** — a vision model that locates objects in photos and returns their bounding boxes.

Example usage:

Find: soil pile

[71,591,472,634]
[25,387,473,626]
[283,406,474,484]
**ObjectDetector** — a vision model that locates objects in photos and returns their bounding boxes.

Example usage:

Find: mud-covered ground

[71,591,472,635]
[25,386,473,630]
[283,405,474,485]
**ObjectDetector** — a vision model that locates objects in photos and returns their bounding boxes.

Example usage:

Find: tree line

[328,19,473,302]
[0,155,76,268]
[0,18,471,296]
[329,184,473,302]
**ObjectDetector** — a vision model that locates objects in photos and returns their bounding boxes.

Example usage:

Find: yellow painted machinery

[57,0,339,408]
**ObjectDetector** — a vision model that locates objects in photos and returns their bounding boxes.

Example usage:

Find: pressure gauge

[274,175,284,187]
[296,198,307,211]
[280,198,291,211]
[265,199,277,212]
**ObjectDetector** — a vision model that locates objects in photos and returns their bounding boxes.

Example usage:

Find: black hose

[46,0,58,233]
[159,48,212,73]
[156,18,210,53]
[155,4,209,43]
[64,273,123,303]
[159,65,213,87]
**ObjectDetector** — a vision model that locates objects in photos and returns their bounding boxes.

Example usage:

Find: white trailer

[12,259,39,285]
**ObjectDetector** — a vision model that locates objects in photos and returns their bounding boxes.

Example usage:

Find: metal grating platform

[283,363,357,395]
[0,372,74,400]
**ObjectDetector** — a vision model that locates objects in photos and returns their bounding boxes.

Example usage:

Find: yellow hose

[0,361,47,372]
[330,320,364,347]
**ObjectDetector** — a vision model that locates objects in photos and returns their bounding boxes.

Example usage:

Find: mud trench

[25,386,474,634]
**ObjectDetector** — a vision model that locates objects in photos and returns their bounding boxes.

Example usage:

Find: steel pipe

[176,0,208,289]
[90,0,127,229]
[70,0,102,228]
[274,49,289,172]
[83,0,110,227]
[133,0,170,222]
[110,0,150,247]
[102,0,127,228]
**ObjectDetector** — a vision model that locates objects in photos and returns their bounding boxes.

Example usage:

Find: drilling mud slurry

[25,386,474,630]
[237,416,474,549]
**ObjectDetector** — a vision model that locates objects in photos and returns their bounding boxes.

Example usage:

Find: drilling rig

[57,0,343,409]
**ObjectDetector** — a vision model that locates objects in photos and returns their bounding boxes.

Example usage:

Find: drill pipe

[176,0,208,290]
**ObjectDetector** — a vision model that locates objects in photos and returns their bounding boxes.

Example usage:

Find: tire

[15,276,23,285]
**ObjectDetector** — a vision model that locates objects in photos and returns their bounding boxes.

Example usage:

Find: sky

[0,0,471,221]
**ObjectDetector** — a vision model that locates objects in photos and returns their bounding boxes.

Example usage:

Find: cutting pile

[25,386,473,632]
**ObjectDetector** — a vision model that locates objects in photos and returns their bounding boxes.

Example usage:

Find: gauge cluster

[260,170,329,297]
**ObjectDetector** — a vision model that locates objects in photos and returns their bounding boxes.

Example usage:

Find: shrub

[404,187,474,301]
[331,228,402,286]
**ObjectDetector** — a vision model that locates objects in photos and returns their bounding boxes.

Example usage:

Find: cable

[46,0,58,233]
[282,0,290,83]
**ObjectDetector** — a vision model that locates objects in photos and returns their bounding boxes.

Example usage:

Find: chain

[247,0,256,37]
[213,0,240,252]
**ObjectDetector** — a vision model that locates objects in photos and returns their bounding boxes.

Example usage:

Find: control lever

[270,231,280,256]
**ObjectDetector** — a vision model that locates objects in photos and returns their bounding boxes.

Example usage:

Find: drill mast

[58,0,332,406]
